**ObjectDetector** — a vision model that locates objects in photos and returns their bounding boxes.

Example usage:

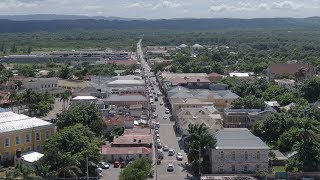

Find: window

[4,137,10,147]
[219,165,224,172]
[232,151,236,160]
[45,131,50,140]
[232,165,235,172]
[26,134,30,143]
[4,152,10,159]
[220,151,224,159]
[35,132,41,141]
[257,151,260,160]
[244,151,248,161]
[256,165,260,172]
[15,136,20,145]
[244,165,248,172]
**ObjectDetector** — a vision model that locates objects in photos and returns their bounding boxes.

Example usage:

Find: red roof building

[100,145,152,162]
[103,116,134,132]
[112,134,152,148]
[268,63,316,80]
[207,73,223,81]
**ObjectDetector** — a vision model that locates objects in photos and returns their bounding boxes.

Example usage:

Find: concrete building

[23,78,59,91]
[105,95,149,109]
[70,96,98,105]
[210,128,269,174]
[223,109,261,128]
[103,116,134,133]
[175,106,223,135]
[274,79,296,89]
[0,111,55,164]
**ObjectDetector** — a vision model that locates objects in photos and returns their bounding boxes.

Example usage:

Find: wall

[211,149,268,174]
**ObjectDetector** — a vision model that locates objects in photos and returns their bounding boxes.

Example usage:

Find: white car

[160,102,164,105]
[99,162,110,169]
[156,133,160,138]
[163,145,169,151]
[163,115,168,119]
[165,109,170,114]
[176,153,183,161]
[155,129,159,134]
[167,164,174,171]
[168,149,175,156]
[156,139,161,143]
[97,167,102,173]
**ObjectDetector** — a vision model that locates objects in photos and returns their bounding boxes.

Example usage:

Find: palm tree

[56,153,82,178]
[60,90,71,110]
[185,123,216,175]
[8,91,17,110]
[15,80,22,90]
[35,164,57,179]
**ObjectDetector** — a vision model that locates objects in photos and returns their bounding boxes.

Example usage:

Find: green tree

[119,158,152,180]
[14,80,23,90]
[5,168,21,180]
[10,43,17,53]
[41,124,101,178]
[231,95,266,110]
[56,104,104,135]
[35,164,57,179]
[299,77,320,103]
[59,66,71,79]
[185,123,216,175]
[27,46,32,54]
[20,164,34,180]
[276,127,302,152]
[59,90,71,110]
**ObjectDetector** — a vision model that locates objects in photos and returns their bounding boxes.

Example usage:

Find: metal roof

[106,95,148,102]
[215,128,269,150]
[0,112,52,133]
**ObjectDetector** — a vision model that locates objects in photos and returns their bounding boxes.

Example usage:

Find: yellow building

[0,111,55,164]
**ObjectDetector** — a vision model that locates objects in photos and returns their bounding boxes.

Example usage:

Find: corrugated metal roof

[215,128,269,150]
[0,112,52,133]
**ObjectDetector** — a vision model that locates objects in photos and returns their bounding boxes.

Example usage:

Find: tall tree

[56,104,104,135]
[119,158,152,180]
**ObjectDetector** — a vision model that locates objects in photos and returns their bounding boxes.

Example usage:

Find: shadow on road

[178,162,199,180]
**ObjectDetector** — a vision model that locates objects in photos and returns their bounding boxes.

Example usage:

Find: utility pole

[86,155,89,180]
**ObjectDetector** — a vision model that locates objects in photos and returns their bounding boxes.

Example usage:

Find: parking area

[100,165,122,180]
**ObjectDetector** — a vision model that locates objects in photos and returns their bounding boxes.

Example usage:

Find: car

[155,129,159,134]
[167,164,174,171]
[165,108,170,114]
[114,161,120,168]
[156,139,161,143]
[98,161,110,169]
[168,149,175,156]
[155,133,160,138]
[97,167,102,173]
[155,121,160,126]
[151,87,154,90]
[176,153,183,161]
[160,102,164,105]
[157,143,162,149]
[163,115,168,119]
[157,92,162,96]
[153,92,156,95]
[163,145,169,151]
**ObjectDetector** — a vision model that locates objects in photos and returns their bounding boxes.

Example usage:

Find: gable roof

[215,128,269,150]
[269,63,315,75]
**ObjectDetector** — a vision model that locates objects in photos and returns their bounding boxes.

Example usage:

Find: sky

[0,0,320,19]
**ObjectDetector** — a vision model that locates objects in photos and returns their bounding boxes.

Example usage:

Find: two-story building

[104,95,149,109]
[0,111,55,165]
[210,128,269,174]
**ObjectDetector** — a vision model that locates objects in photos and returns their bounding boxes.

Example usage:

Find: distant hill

[0,14,143,21]
[1,17,320,32]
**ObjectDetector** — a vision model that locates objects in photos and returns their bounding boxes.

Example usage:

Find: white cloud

[162,1,182,8]
[270,1,303,10]
[127,2,153,9]
[209,5,229,12]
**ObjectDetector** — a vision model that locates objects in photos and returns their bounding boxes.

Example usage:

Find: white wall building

[24,78,58,91]
[210,128,269,174]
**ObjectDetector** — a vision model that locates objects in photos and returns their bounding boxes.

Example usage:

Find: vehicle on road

[163,115,168,119]
[165,108,170,114]
[156,139,161,143]
[155,97,158,101]
[176,153,183,161]
[163,145,169,151]
[157,143,162,149]
[157,92,162,96]
[156,133,160,138]
[155,129,159,134]
[114,161,120,168]
[168,149,175,156]
[167,164,174,171]
[97,167,102,173]
[160,102,164,105]
[153,113,158,118]
[99,161,110,169]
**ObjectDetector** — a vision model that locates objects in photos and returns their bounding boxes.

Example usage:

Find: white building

[210,128,269,174]
[23,78,58,91]
[70,96,98,105]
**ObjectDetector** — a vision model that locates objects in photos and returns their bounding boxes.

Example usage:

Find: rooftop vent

[133,139,136,142]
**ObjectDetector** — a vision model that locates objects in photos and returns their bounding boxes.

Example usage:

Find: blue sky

[1,0,320,19]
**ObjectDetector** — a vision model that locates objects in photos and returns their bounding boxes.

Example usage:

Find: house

[23,77,59,91]
[159,72,209,90]
[72,86,106,98]
[223,109,262,128]
[107,79,145,87]
[0,81,17,91]
[147,57,173,66]
[70,96,98,105]
[100,127,152,162]
[105,95,149,109]
[267,63,316,80]
[264,101,280,112]
[271,150,288,166]
[210,128,269,174]
[274,79,296,89]
[170,98,214,113]
[208,73,223,82]
[0,111,55,165]
[175,106,223,135]
[103,116,134,133]
[192,44,204,49]
[229,72,252,78]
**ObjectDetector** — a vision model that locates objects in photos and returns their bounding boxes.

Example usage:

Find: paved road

[137,39,196,180]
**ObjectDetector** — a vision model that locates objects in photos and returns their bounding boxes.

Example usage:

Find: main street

[137,39,195,180]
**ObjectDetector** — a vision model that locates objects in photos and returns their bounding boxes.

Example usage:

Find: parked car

[157,143,162,149]
[99,161,110,169]
[114,161,120,168]
[163,145,169,151]
[163,115,168,119]
[97,167,102,173]
[156,139,161,143]
[160,102,164,105]
[167,164,174,171]
[165,108,170,114]
[176,153,183,161]
[121,161,127,168]
[168,149,175,156]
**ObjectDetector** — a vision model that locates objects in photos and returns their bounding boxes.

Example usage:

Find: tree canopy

[119,158,152,180]
[56,104,104,135]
